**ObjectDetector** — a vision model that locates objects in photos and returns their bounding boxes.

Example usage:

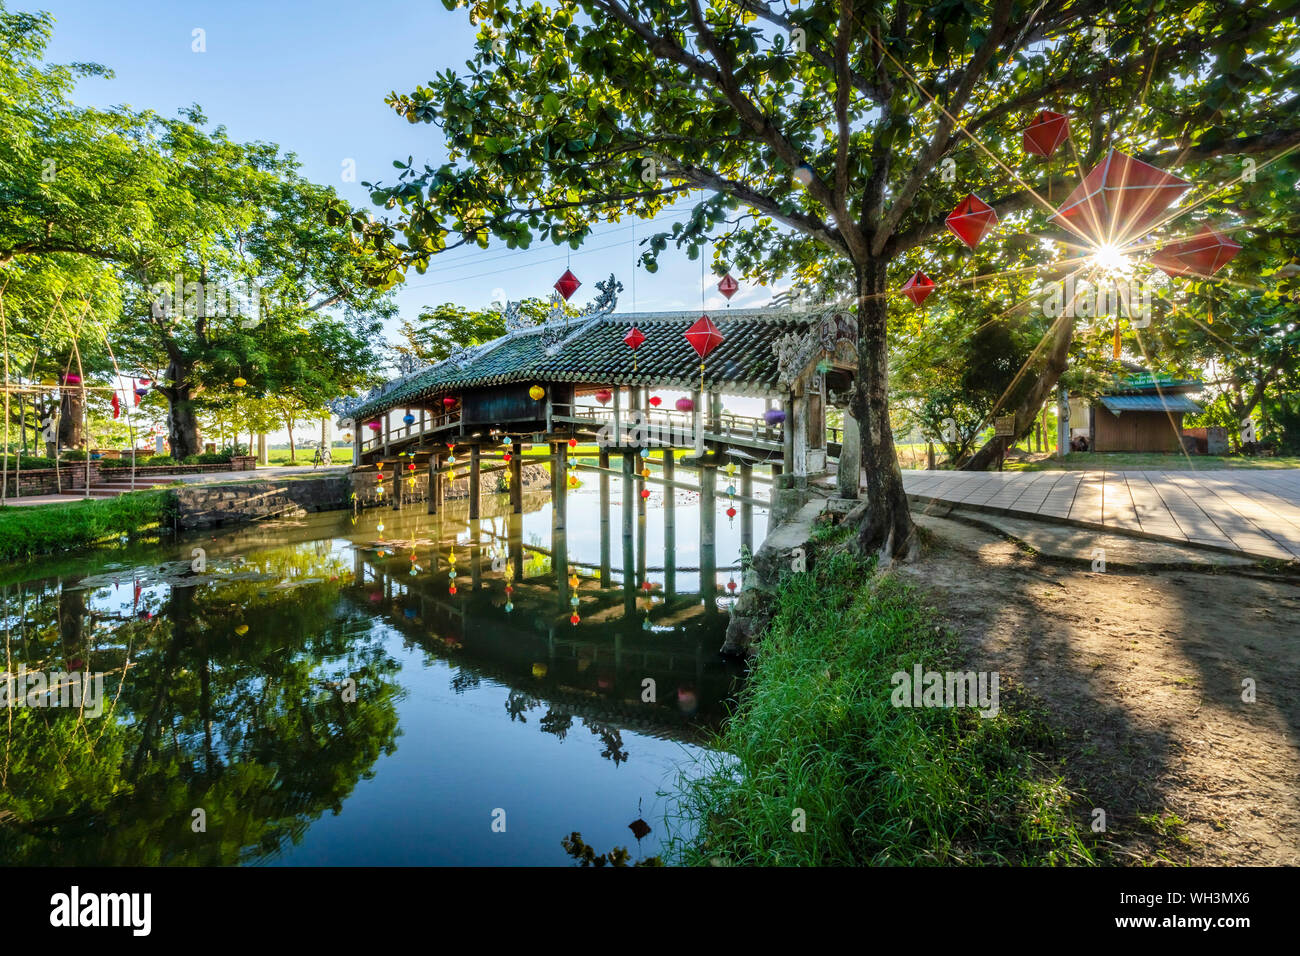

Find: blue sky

[36,0,777,344]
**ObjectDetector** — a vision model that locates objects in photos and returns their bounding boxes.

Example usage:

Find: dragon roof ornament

[773,307,858,388]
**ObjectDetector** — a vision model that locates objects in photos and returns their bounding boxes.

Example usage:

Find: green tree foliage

[393,296,554,366]
[0,3,393,457]
[339,0,1298,554]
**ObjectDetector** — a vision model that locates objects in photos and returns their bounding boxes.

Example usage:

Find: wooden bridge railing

[361,408,461,455]
[553,403,782,446]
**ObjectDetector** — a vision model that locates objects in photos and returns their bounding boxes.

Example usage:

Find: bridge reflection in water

[346,478,763,744]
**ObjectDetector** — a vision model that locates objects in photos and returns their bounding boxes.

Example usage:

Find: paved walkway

[1,465,350,508]
[903,469,1300,561]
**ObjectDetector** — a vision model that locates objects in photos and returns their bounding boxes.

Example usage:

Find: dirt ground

[895,511,1300,865]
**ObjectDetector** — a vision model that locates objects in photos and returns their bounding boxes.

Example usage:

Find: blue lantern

[403,412,416,425]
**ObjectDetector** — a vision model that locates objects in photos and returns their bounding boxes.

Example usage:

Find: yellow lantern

[233,377,247,388]
[529,384,545,401]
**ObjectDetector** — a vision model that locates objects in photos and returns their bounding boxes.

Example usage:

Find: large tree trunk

[847,260,916,563]
[58,387,85,450]
[962,313,1075,471]
[164,358,202,459]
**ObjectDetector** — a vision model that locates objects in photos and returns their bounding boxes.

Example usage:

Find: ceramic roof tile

[347,309,825,422]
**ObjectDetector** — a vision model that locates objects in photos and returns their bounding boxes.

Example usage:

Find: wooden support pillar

[382,412,391,456]
[552,442,567,532]
[622,451,636,618]
[468,445,481,519]
[470,519,482,591]
[508,513,524,584]
[553,523,569,613]
[836,411,861,499]
[599,447,611,587]
[426,453,440,515]
[636,467,647,588]
[612,386,621,446]
[663,449,676,597]
[710,390,722,432]
[509,449,523,514]
[699,461,717,602]
[691,387,703,454]
[792,393,808,478]
[782,394,796,476]
[635,449,646,518]
[740,462,754,553]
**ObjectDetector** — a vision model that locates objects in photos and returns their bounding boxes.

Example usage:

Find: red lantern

[649,396,661,408]
[568,437,578,448]
[443,396,456,407]
[640,488,650,499]
[945,194,998,249]
[1023,110,1070,158]
[570,613,580,625]
[726,506,737,518]
[554,268,581,301]
[595,388,612,405]
[1148,225,1241,279]
[685,315,724,359]
[503,452,512,462]
[717,273,739,300]
[1051,149,1190,247]
[901,270,935,307]
[623,325,645,370]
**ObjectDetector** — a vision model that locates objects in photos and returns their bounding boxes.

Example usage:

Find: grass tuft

[0,492,172,563]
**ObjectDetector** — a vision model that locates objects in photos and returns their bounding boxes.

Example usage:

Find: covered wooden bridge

[337,276,861,522]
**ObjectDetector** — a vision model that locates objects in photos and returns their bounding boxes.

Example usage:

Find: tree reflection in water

[0,538,402,865]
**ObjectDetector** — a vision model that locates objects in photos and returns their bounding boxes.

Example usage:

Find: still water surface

[0,480,763,865]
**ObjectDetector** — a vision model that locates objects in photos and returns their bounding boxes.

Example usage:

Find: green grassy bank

[0,492,172,563]
[674,550,1096,866]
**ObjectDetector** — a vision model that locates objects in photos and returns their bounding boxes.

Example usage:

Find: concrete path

[1,466,350,508]
[903,468,1300,562]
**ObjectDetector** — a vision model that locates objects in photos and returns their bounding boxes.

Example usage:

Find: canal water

[0,478,764,865]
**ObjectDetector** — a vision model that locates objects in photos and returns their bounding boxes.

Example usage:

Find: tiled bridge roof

[345,308,840,423]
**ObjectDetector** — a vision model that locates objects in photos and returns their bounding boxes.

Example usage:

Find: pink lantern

[717,273,739,300]
[676,397,694,412]
[595,388,612,405]
[367,421,381,431]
